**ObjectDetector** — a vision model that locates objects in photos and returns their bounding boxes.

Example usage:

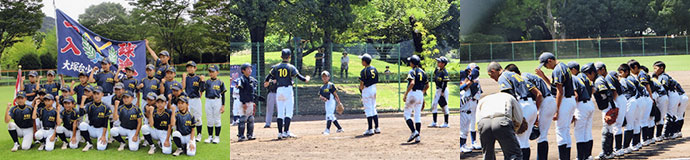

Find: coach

[476,93,527,160]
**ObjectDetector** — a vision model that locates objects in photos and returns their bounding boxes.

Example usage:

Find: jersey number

[279,69,288,77]
[370,70,376,79]
[417,72,423,81]
[511,74,524,82]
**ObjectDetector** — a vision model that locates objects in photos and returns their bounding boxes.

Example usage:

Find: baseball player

[110,91,142,151]
[21,71,39,106]
[320,71,344,135]
[118,66,140,106]
[268,49,310,139]
[236,63,258,141]
[572,62,597,160]
[359,53,379,135]
[79,86,111,151]
[403,55,428,143]
[645,65,667,143]
[72,71,92,109]
[57,86,72,109]
[202,64,225,143]
[459,63,483,152]
[5,91,34,151]
[476,93,527,160]
[182,61,205,142]
[628,60,653,150]
[504,64,556,160]
[638,65,658,146]
[429,57,450,128]
[617,64,640,154]
[33,89,47,130]
[671,79,687,138]
[488,62,542,159]
[652,61,672,140]
[605,70,628,157]
[168,82,186,111]
[534,52,576,160]
[263,73,278,128]
[592,62,618,159]
[32,94,58,151]
[231,77,241,126]
[89,60,116,112]
[141,92,157,148]
[80,86,94,108]
[138,64,161,108]
[172,95,197,156]
[111,82,125,131]
[145,40,172,80]
[41,70,64,101]
[56,97,81,150]
[142,94,173,155]
[160,66,179,98]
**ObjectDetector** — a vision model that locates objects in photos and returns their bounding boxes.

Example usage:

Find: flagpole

[54,0,59,75]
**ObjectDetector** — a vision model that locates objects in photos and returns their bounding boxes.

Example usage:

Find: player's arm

[5,103,12,123]
[71,115,79,139]
[100,120,108,143]
[145,39,159,61]
[554,83,564,120]
[530,87,543,110]
[147,106,154,127]
[134,116,141,142]
[31,101,39,119]
[88,67,98,83]
[166,112,176,143]
[333,91,342,104]
[181,74,187,90]
[220,83,226,113]
[293,67,310,82]
[403,74,415,101]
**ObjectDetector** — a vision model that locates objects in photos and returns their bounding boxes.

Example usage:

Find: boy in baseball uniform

[359,53,379,135]
[617,64,640,154]
[5,91,34,151]
[79,86,111,151]
[138,64,161,108]
[32,94,58,151]
[145,40,171,80]
[628,60,653,151]
[592,62,618,159]
[202,64,225,143]
[403,55,428,143]
[572,62,597,160]
[57,97,81,150]
[21,71,39,106]
[231,78,241,126]
[429,57,450,128]
[460,63,483,151]
[652,61,672,140]
[72,71,92,109]
[142,94,173,155]
[606,70,628,157]
[269,49,310,139]
[118,66,140,105]
[319,71,344,135]
[89,60,116,111]
[182,61,205,142]
[534,52,576,160]
[110,91,142,151]
[41,71,64,101]
[236,63,258,141]
[643,65,665,143]
[172,95,197,156]
[263,74,278,128]
[671,79,687,138]
[160,66,179,98]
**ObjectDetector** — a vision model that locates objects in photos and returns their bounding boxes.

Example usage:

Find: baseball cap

[62,96,75,103]
[537,52,556,69]
[281,49,292,57]
[92,86,103,93]
[165,66,176,73]
[123,91,134,97]
[171,82,182,90]
[146,92,157,100]
[47,70,56,76]
[594,62,606,70]
[84,86,93,92]
[37,88,47,95]
[186,61,197,67]
[158,51,170,57]
[581,63,595,73]
[28,71,38,77]
[360,54,372,64]
[177,95,189,103]
[43,94,55,101]
[125,66,135,71]
[321,71,330,77]
[567,61,580,70]
[100,60,111,64]
[146,64,155,70]
[240,63,251,70]
[114,82,124,89]
[208,64,219,72]
[60,86,70,92]
[16,91,26,98]
[156,95,166,101]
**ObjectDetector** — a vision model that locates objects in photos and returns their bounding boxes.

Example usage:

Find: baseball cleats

[61,143,68,150]
[247,135,256,141]
[213,136,220,144]
[286,131,297,138]
[11,142,19,152]
[428,122,438,128]
[277,132,285,140]
[173,148,183,156]
[322,129,330,135]
[374,128,381,134]
[460,145,473,153]
[415,135,421,143]
[363,129,374,136]
[407,131,419,142]
[82,143,92,152]
[195,133,202,142]
[336,129,344,133]
[38,143,45,151]
[117,143,126,151]
[439,123,449,128]
[472,141,482,150]
[148,145,156,155]
[238,136,247,142]
[204,136,213,143]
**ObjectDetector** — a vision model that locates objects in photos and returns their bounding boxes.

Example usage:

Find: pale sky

[41,0,134,20]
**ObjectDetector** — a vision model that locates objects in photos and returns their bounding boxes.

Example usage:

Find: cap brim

[537,63,545,69]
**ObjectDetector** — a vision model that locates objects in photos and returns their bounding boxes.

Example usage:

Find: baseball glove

[529,126,540,140]
[336,103,344,115]
[605,107,619,125]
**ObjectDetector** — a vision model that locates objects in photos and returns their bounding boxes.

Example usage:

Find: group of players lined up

[4,40,229,156]
[483,52,687,160]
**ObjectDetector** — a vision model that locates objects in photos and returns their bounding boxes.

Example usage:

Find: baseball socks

[444,114,449,124]
[432,113,437,124]
[333,120,342,130]
[366,116,373,131]
[373,115,380,132]
[8,130,19,144]
[81,130,91,144]
[144,134,154,146]
[57,133,68,144]
[537,142,548,160]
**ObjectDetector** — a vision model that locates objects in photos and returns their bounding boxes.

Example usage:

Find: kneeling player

[172,96,196,156]
[79,86,111,151]
[142,94,173,154]
[110,91,142,151]
[56,97,81,149]
[33,94,58,151]
[5,91,33,151]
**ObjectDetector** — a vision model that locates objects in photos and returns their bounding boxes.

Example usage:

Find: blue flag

[56,9,147,79]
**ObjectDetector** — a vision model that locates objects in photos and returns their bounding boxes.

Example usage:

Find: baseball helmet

[408,55,421,66]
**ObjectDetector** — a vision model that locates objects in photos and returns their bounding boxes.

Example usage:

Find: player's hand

[93,67,99,72]
[137,83,144,89]
[220,105,225,114]
[535,69,545,77]
[161,78,167,83]
[168,94,172,101]
[200,75,205,81]
[403,95,407,102]
[189,143,196,151]
[50,134,56,142]
[71,137,77,144]
[164,140,170,147]
[517,118,528,134]
[553,113,559,121]
[38,75,43,79]
[21,76,25,82]
[145,39,149,45]
[305,76,311,83]
[99,136,106,144]
[183,73,187,79]
[132,135,138,142]
[7,102,11,109]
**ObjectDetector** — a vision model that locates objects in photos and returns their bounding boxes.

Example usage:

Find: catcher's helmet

[408,55,421,66]
[360,54,372,64]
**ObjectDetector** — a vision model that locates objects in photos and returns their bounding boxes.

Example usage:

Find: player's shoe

[613,149,625,157]
[336,129,344,133]
[472,141,482,150]
[278,132,284,140]
[247,135,256,141]
[38,143,45,151]
[642,139,651,146]
[286,131,297,138]
[82,143,92,152]
[440,123,449,128]
[142,140,149,147]
[363,129,374,136]
[322,129,330,135]
[237,136,247,142]
[633,143,641,151]
[61,143,68,150]
[428,122,438,128]
[407,131,419,142]
[148,145,156,155]
[231,120,238,126]
[213,136,220,144]
[673,132,682,139]
[415,134,421,143]
[173,148,183,156]
[118,143,126,151]
[263,125,270,128]
[655,136,663,142]
[460,144,473,153]
[195,133,202,142]
[374,128,381,134]
[204,136,213,143]
[11,143,19,152]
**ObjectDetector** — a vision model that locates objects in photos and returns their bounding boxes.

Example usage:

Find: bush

[39,53,56,69]
[19,53,41,70]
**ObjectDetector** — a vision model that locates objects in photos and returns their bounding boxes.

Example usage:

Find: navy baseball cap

[60,86,70,92]
[171,82,182,90]
[84,86,93,92]
[37,88,47,95]
[123,91,134,97]
[125,66,135,71]
[567,61,580,70]
[158,51,170,57]
[321,70,330,77]
[537,52,556,69]
[78,71,88,77]
[43,94,55,101]
[208,64,219,72]
[16,91,26,98]
[114,82,124,89]
[156,94,166,101]
[281,49,292,57]
[100,60,111,64]
[62,96,75,103]
[178,95,189,103]
[240,63,251,70]
[360,54,372,64]
[28,71,38,77]
[594,62,606,70]
[47,70,56,76]
[146,92,157,100]
[92,86,103,93]
[581,63,595,73]
[165,66,176,73]
[146,64,155,70]
[186,61,197,67]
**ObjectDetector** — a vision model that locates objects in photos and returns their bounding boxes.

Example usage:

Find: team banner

[56,9,146,79]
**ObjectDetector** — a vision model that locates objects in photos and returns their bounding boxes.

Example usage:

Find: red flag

[13,68,22,106]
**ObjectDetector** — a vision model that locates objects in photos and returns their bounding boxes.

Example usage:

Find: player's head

[125,66,135,77]
[172,82,182,96]
[504,63,521,75]
[321,71,330,82]
[28,71,37,82]
[100,60,112,71]
[61,86,72,96]
[568,61,580,75]
[63,97,75,110]
[84,86,93,97]
[281,49,292,61]
[435,56,448,68]
[627,59,641,74]
[538,52,557,70]
[47,70,55,81]
[361,54,372,66]
[165,66,176,80]
[92,86,104,101]
[617,63,631,78]
[78,71,89,82]
[594,62,607,76]
[122,91,134,105]
[177,95,189,111]
[241,63,252,77]
[15,91,26,104]
[385,66,389,69]
[407,55,421,68]
[146,92,156,105]
[114,82,124,96]
[156,94,167,109]
[640,65,649,73]
[653,61,666,75]
[43,94,55,107]
[343,52,348,56]
[145,64,155,77]
[186,61,197,73]
[487,61,502,81]
[208,64,219,78]
[158,51,170,63]
[581,63,597,81]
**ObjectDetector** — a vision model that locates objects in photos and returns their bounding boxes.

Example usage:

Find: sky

[41,0,134,20]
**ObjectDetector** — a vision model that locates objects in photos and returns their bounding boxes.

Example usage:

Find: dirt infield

[229,71,690,159]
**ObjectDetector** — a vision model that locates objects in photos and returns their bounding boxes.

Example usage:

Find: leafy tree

[191,0,248,62]
[79,2,141,41]
[226,0,281,77]
[18,53,40,70]
[1,36,37,69]
[39,52,55,69]
[648,0,690,35]
[0,0,44,58]
[130,0,192,63]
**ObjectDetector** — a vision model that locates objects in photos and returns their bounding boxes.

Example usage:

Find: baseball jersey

[204,78,226,105]
[319,82,337,100]
[120,76,139,94]
[269,62,307,87]
[605,72,624,95]
[593,75,615,110]
[175,110,195,135]
[140,76,160,96]
[163,80,181,96]
[468,68,482,97]
[60,109,80,130]
[94,71,116,94]
[433,68,449,90]
[636,71,650,97]
[73,83,91,105]
[170,92,188,105]
[673,79,685,94]
[650,77,667,95]
[154,59,170,80]
[524,73,552,98]
[359,66,379,87]
[238,75,257,103]
[574,73,593,102]
[153,109,172,130]
[81,102,111,128]
[9,105,33,128]
[184,74,203,98]
[657,73,675,92]
[111,95,123,107]
[38,107,58,129]
[24,83,37,101]
[551,62,576,97]
[621,75,639,99]
[264,74,277,93]
[117,104,142,130]
[42,81,61,97]
[406,67,428,91]
[498,71,535,100]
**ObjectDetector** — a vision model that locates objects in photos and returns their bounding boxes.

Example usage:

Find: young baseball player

[119,66,140,105]
[33,89,47,130]
[21,71,39,106]
[263,73,278,128]
[142,94,173,155]
[32,94,58,151]
[80,86,94,108]
[111,82,125,130]
[139,64,161,108]
[41,71,64,101]
[652,61,672,141]
[592,62,618,159]
[236,63,258,141]
[72,71,92,109]
[58,86,72,109]
[572,62,597,160]
[89,60,116,112]
[359,53,379,135]
[269,49,310,139]
[172,95,197,156]
[110,91,142,151]
[534,52,576,160]
[403,55,428,143]
[169,82,186,111]
[140,92,157,148]
[202,64,225,143]
[628,60,653,150]
[79,86,111,151]
[606,70,628,157]
[460,63,483,151]
[488,62,542,159]
[429,57,450,128]
[160,66,179,98]
[639,65,658,146]
[617,64,640,154]
[645,65,667,143]
[57,97,81,150]
[5,91,34,151]
[319,71,344,135]
[231,77,241,126]
[671,79,687,138]
[145,40,172,80]
[182,61,205,142]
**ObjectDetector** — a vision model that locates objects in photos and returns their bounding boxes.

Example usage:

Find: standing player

[5,91,33,151]
[145,40,172,80]
[269,49,310,139]
[403,55,428,143]
[628,60,653,150]
[646,64,668,142]
[202,64,225,143]
[617,64,639,154]
[671,79,687,138]
[572,63,597,160]
[139,64,161,108]
[110,91,142,151]
[56,97,81,149]
[41,71,64,103]
[160,67,179,98]
[168,82,186,111]
[89,60,116,111]
[359,53,380,135]
[119,66,140,106]
[142,94,173,155]
[172,96,197,156]
[32,94,58,151]
[263,73,278,128]
[606,70,628,157]
[534,52,576,160]
[592,62,618,159]
[72,71,92,109]
[652,61,672,140]
[236,63,258,141]
[79,86,111,151]
[488,62,542,159]
[21,71,40,106]
[464,63,483,150]
[182,61,205,142]
[231,77,241,126]
[429,57,450,128]
[319,71,344,135]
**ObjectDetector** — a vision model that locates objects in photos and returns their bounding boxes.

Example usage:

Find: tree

[648,0,690,35]
[18,53,40,70]
[0,0,43,58]
[130,0,192,63]
[192,0,248,62]
[227,0,281,78]
[79,2,141,41]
